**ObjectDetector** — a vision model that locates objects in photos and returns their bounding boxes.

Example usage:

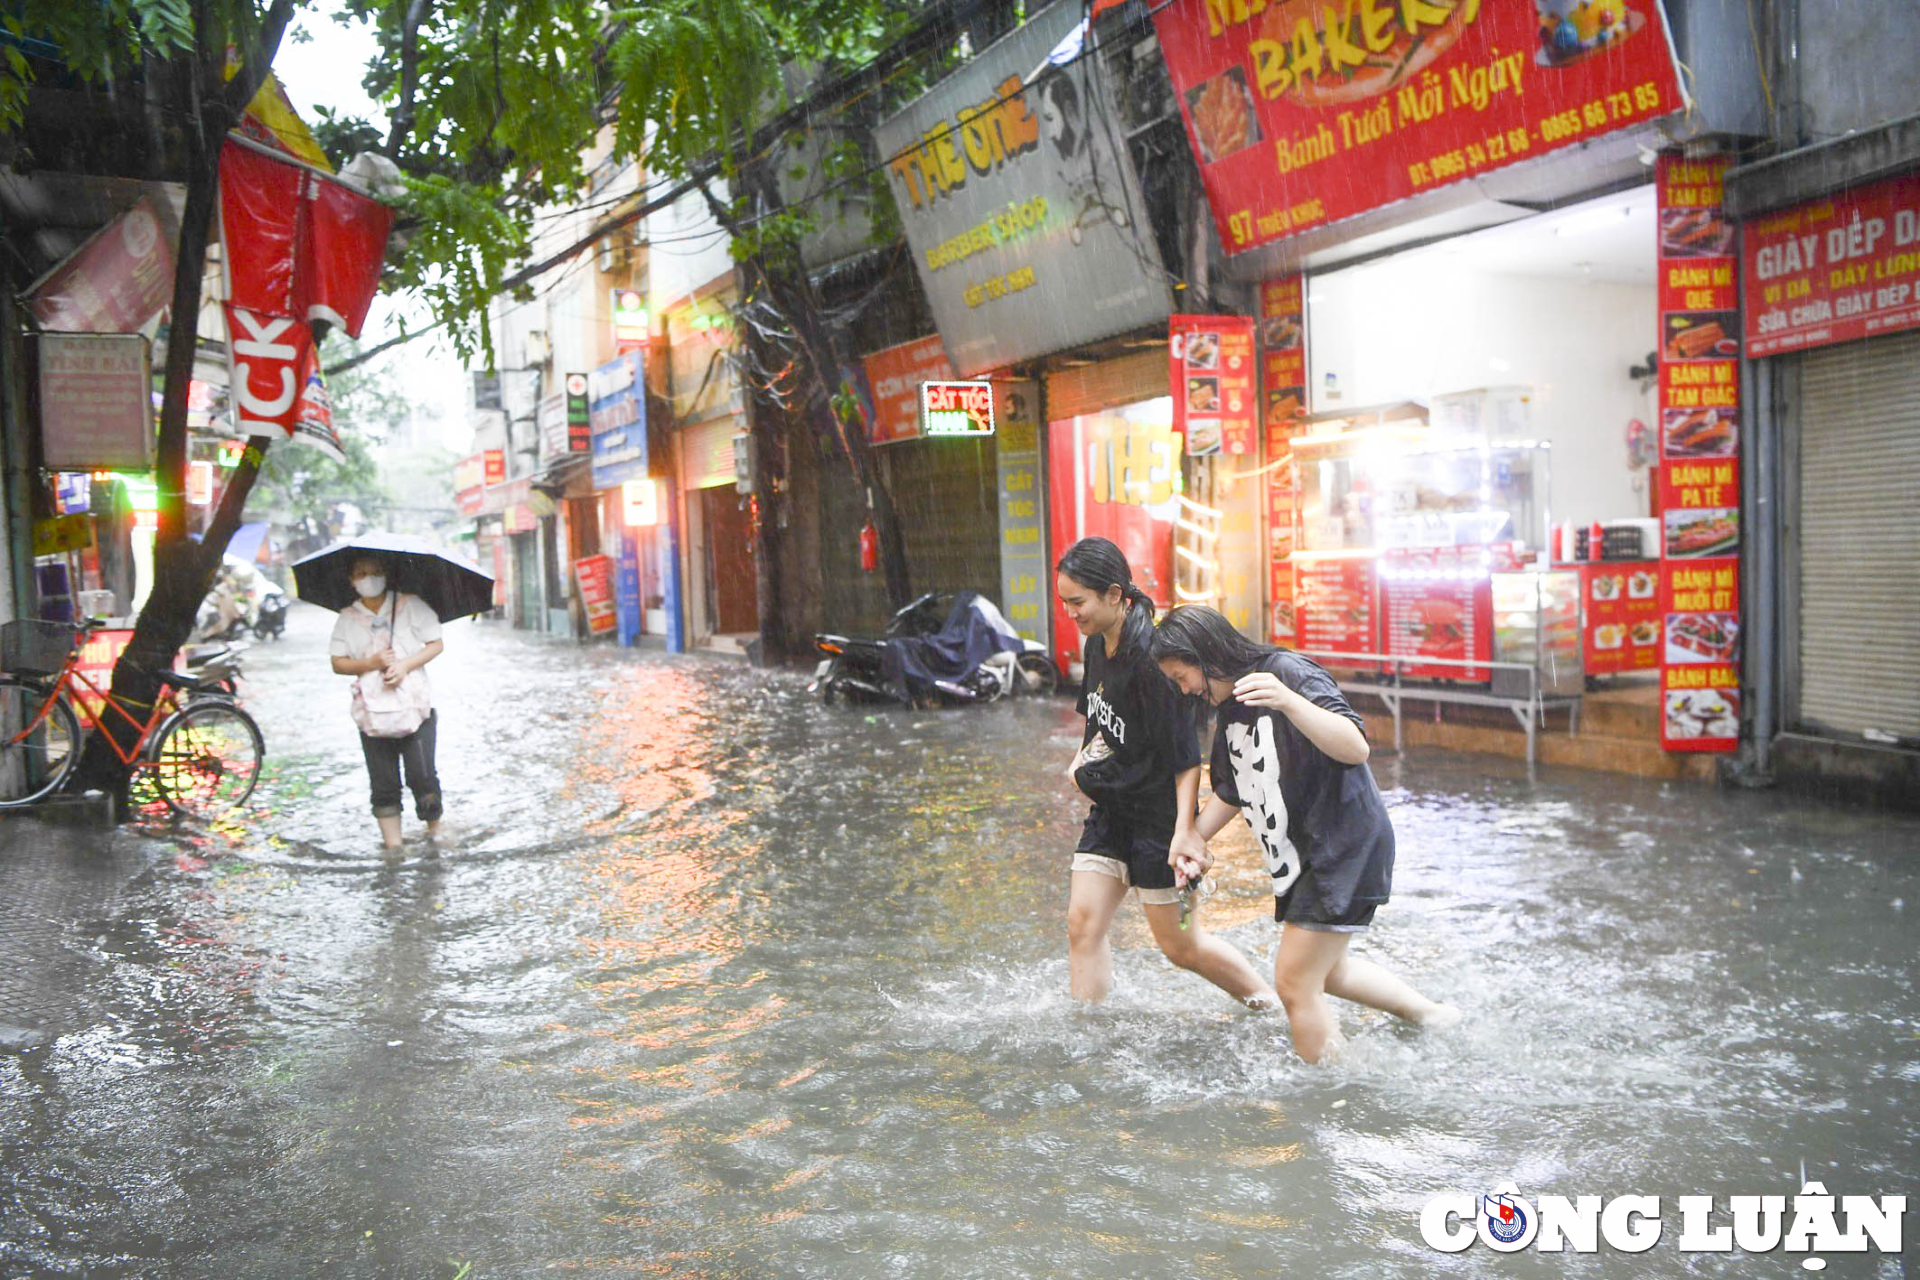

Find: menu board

[1743,169,1920,357]
[1261,274,1306,646]
[1294,555,1376,668]
[1169,315,1255,457]
[1583,561,1661,674]
[1656,153,1741,753]
[573,554,616,635]
[1381,547,1490,680]
[1151,0,1684,255]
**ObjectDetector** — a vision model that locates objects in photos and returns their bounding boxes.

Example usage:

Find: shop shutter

[684,416,742,490]
[1796,329,1920,741]
[1044,350,1168,421]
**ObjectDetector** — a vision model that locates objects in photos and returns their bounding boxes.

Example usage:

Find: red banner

[220,140,392,339]
[1656,152,1740,753]
[29,198,175,334]
[224,305,317,440]
[1170,315,1256,457]
[1744,169,1920,357]
[1294,554,1376,665]
[1260,274,1306,645]
[1151,0,1685,255]
[1380,547,1490,680]
[573,555,616,634]
[1582,561,1661,674]
[862,335,955,445]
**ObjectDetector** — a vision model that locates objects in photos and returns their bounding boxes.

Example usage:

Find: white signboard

[37,333,154,471]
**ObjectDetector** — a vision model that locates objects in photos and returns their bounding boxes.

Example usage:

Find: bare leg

[1142,902,1278,1009]
[376,813,404,851]
[1273,926,1353,1064]
[1323,951,1459,1027]
[1067,870,1130,1004]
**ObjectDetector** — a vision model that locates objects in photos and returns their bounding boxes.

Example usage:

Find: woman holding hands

[1149,605,1458,1062]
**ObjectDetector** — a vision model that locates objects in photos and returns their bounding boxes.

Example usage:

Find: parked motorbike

[180,639,248,700]
[810,591,1060,707]
[251,586,290,640]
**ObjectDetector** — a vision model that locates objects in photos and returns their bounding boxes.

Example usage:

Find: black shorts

[1075,807,1178,892]
[1272,834,1393,932]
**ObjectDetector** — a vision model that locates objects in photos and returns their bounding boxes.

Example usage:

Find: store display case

[1278,394,1556,685]
[1491,570,1584,697]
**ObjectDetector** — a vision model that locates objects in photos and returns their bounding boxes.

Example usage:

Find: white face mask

[352,575,386,599]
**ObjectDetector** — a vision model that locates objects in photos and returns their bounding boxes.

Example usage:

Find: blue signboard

[588,351,648,490]
[614,530,642,647]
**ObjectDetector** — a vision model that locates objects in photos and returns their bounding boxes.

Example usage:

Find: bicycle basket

[1,619,78,677]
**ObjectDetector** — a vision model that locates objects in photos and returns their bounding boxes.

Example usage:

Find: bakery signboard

[1151,0,1686,255]
[1742,169,1920,357]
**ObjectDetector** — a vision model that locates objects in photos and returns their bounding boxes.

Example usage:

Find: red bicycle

[0,619,264,816]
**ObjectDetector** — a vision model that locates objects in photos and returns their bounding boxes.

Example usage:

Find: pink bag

[351,595,432,738]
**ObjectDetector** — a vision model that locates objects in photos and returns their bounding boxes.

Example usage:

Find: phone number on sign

[1408,82,1668,190]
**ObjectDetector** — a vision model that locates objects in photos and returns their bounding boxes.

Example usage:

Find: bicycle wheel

[148,701,263,818]
[0,682,79,806]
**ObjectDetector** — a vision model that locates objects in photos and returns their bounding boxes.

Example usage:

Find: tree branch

[222,0,302,117]
[384,0,435,157]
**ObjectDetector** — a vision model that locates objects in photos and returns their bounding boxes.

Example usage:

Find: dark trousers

[360,709,442,821]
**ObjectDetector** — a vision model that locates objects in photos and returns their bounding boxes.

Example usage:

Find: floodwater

[2,604,1915,1278]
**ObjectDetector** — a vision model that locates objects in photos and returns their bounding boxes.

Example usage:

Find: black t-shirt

[1075,631,1201,839]
[1208,651,1394,911]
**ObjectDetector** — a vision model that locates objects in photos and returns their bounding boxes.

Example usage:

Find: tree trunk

[69,96,227,807]
[700,172,914,616]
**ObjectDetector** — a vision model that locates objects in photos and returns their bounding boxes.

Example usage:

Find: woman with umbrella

[328,553,445,851]
[297,533,491,853]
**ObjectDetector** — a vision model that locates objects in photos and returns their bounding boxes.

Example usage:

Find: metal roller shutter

[1796,329,1920,742]
[1044,350,1168,421]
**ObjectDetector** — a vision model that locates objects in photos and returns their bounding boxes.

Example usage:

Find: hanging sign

[1151,0,1686,254]
[864,336,955,445]
[874,2,1169,375]
[588,350,648,489]
[1656,151,1740,754]
[921,380,995,436]
[994,381,1047,642]
[35,333,153,471]
[1743,169,1920,357]
[1169,314,1256,457]
[29,197,175,334]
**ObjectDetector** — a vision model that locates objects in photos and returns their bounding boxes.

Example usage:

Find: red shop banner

[1744,169,1920,357]
[1380,547,1491,681]
[1293,554,1376,668]
[862,335,955,445]
[1151,0,1685,255]
[1170,315,1256,457]
[573,554,617,635]
[1260,274,1307,437]
[1656,151,1740,754]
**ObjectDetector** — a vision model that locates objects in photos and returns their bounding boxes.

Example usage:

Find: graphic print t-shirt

[1075,631,1200,839]
[1208,651,1392,907]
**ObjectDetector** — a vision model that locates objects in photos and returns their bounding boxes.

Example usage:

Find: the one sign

[29,197,175,334]
[588,351,648,489]
[1656,151,1741,754]
[1743,169,1920,357]
[922,380,995,436]
[863,336,955,445]
[36,333,153,471]
[875,2,1170,375]
[611,288,648,347]
[573,554,617,635]
[622,478,660,526]
[1169,315,1255,457]
[994,381,1048,643]
[1152,0,1686,255]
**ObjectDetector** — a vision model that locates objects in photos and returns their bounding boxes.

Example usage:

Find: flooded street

[2,604,1916,1278]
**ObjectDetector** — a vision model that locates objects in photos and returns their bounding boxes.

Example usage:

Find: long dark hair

[1148,605,1279,684]
[1057,536,1155,656]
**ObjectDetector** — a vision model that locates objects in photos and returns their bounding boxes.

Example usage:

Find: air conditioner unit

[596,236,629,273]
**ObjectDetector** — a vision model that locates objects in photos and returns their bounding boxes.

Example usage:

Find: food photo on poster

[1663,506,1738,558]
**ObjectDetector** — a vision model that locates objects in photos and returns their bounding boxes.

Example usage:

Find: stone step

[1359,711,1716,782]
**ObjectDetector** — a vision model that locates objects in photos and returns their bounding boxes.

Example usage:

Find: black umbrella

[292,532,495,622]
